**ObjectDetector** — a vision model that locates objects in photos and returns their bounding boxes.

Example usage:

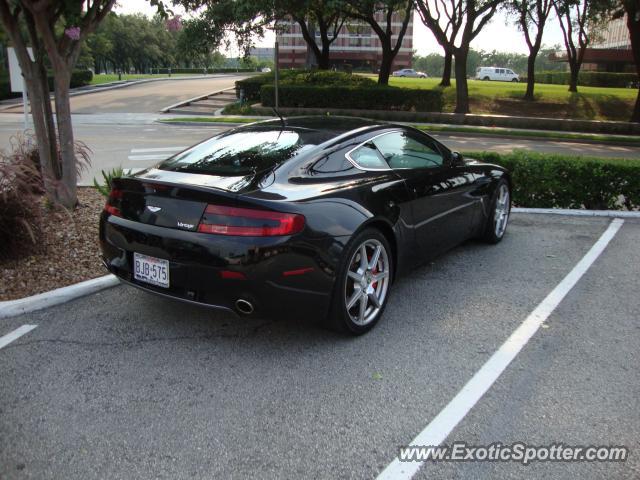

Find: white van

[475,67,519,82]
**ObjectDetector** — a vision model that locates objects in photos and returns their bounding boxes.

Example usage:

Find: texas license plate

[133,252,170,288]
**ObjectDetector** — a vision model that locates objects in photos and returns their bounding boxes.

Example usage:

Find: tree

[417,0,504,113]
[553,0,611,92]
[553,0,589,92]
[175,0,270,66]
[275,0,347,70]
[347,0,414,84]
[617,2,640,122]
[0,1,132,207]
[511,0,553,99]
[415,0,464,86]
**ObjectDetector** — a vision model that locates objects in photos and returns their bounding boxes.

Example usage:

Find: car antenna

[271,107,285,128]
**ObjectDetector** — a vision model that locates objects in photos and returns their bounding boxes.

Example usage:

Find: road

[0,75,638,185]
[1,215,638,479]
[1,118,639,186]
[0,75,248,114]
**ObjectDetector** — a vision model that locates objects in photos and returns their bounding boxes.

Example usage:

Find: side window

[347,143,389,170]
[372,132,444,170]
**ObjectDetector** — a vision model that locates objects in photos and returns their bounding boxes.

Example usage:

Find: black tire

[483,76,490,81]
[511,78,518,82]
[325,228,393,335]
[481,179,511,244]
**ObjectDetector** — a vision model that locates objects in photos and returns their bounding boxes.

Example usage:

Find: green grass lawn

[361,75,638,122]
[90,73,203,85]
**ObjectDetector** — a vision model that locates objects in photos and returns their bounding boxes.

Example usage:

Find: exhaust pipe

[235,299,254,315]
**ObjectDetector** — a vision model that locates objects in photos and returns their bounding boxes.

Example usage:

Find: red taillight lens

[198,205,305,236]
[103,188,123,217]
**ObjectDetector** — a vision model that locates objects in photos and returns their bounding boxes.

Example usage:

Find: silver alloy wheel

[494,184,510,238]
[344,239,390,326]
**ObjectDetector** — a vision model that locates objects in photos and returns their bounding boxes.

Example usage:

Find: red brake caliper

[368,251,378,289]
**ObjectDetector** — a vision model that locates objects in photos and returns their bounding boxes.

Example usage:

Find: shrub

[261,84,444,112]
[235,69,304,101]
[528,71,639,88]
[282,70,376,87]
[0,134,43,259]
[466,150,640,210]
[70,69,93,87]
[93,167,124,197]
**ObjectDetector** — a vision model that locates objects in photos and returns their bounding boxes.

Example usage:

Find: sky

[114,0,566,56]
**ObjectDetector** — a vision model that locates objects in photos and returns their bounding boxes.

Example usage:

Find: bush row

[0,69,93,100]
[467,150,640,210]
[235,70,376,102]
[261,84,443,112]
[524,71,639,88]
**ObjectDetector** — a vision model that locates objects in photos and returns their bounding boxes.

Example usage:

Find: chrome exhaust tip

[235,299,254,315]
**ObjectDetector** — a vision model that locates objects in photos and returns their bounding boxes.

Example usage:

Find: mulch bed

[0,187,106,301]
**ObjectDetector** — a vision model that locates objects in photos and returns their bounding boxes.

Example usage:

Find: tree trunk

[378,47,393,85]
[568,62,579,92]
[453,46,470,114]
[52,68,77,208]
[23,68,56,187]
[318,42,331,70]
[524,47,538,101]
[627,4,640,123]
[36,58,59,179]
[441,48,452,87]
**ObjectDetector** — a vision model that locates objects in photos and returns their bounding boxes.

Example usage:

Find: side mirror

[451,151,464,166]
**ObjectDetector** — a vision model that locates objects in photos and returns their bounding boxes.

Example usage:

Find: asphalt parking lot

[1,214,638,479]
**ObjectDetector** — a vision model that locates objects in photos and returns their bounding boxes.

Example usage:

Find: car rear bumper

[100,213,348,321]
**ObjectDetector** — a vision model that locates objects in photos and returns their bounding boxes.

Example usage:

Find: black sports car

[100,116,511,334]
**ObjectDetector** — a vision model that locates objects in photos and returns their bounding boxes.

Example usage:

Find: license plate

[133,253,170,288]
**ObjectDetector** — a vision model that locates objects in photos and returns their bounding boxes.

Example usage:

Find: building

[582,16,635,72]
[249,47,275,62]
[275,13,413,71]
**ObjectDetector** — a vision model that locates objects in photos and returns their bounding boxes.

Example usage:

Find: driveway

[1,214,638,479]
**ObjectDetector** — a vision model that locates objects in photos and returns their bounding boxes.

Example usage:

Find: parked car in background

[475,67,519,82]
[261,67,272,73]
[392,68,428,78]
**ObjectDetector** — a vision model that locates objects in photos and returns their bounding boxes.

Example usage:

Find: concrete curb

[1,208,636,320]
[154,117,640,146]
[160,87,236,113]
[512,208,640,218]
[0,275,120,320]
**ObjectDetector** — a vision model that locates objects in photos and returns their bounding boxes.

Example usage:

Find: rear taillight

[197,205,305,236]
[104,188,123,217]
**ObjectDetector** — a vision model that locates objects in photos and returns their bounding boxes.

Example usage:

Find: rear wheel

[326,229,393,335]
[482,180,511,244]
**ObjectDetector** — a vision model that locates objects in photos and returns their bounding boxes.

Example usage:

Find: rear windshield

[158,128,316,176]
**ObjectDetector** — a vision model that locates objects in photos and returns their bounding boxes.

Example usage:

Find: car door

[371,131,479,260]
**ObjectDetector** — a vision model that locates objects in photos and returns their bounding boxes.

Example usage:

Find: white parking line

[0,325,38,350]
[377,218,625,480]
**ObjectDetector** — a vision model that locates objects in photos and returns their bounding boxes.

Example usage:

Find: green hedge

[467,150,640,210]
[0,69,92,100]
[235,69,304,101]
[527,71,638,88]
[261,84,444,112]
[235,70,377,102]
